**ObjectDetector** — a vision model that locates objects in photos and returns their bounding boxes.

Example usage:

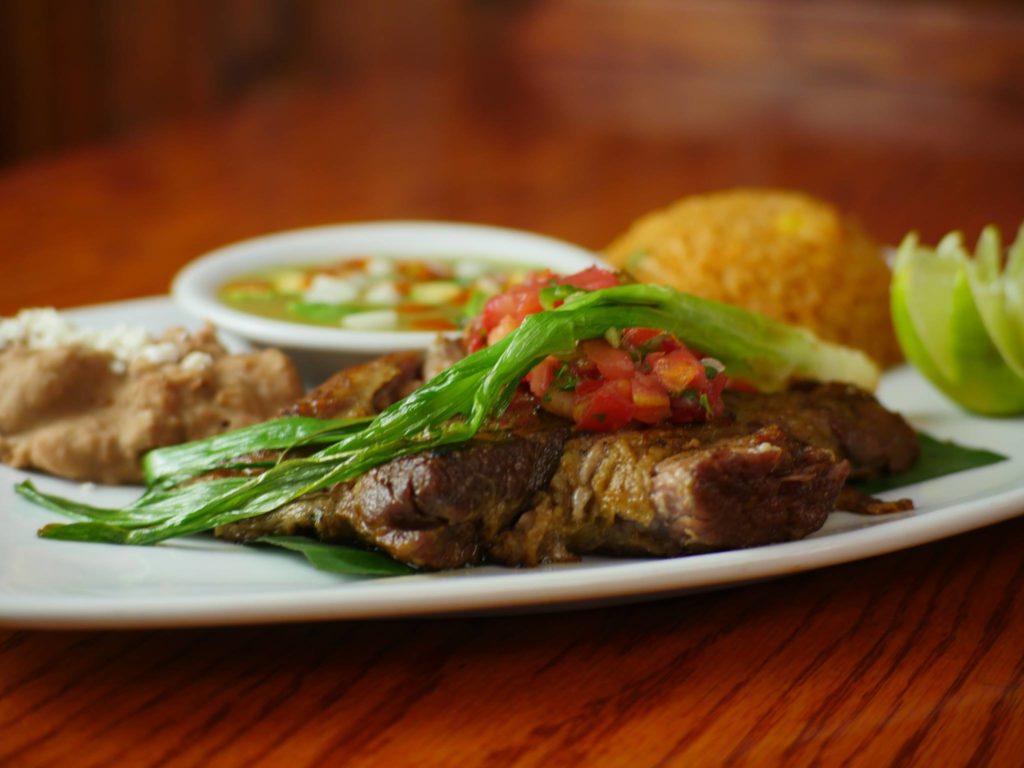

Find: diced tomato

[561,266,621,292]
[486,315,520,346]
[573,380,634,431]
[631,373,671,424]
[660,335,684,353]
[643,350,665,370]
[581,340,634,380]
[631,373,670,408]
[708,368,728,398]
[622,327,660,346]
[526,356,560,398]
[539,387,575,420]
[480,288,542,332]
[575,378,603,397]
[670,396,708,424]
[653,349,706,393]
[703,369,728,418]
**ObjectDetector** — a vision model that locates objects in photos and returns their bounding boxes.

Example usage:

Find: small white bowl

[172,220,604,381]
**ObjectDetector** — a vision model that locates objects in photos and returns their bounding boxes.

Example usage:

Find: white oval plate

[1,297,1022,629]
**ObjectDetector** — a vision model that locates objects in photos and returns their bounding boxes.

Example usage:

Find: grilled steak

[215,348,919,568]
[725,382,919,480]
[491,425,847,565]
[219,428,569,569]
[281,351,422,419]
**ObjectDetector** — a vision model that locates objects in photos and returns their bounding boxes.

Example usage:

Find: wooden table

[3,5,1024,764]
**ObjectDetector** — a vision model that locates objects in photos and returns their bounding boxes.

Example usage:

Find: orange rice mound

[604,189,901,367]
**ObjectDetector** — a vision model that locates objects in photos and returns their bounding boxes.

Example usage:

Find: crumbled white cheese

[136,341,180,366]
[303,275,360,304]
[0,307,208,373]
[180,350,214,371]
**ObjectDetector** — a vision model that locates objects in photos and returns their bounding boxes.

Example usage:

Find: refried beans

[0,325,302,484]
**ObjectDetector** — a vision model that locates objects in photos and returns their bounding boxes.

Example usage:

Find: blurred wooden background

[3,0,1024,167]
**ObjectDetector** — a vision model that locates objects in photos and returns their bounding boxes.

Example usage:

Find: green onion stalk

[17,284,878,547]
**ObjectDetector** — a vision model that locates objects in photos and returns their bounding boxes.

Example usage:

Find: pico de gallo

[465,267,741,432]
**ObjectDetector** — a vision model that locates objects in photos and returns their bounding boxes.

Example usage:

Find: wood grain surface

[2,3,1024,766]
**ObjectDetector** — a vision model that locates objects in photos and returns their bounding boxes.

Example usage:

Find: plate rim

[3,480,1022,629]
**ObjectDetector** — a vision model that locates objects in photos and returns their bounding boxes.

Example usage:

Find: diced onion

[304,275,360,304]
[341,309,399,330]
[273,270,308,294]
[409,281,462,305]
[363,281,402,305]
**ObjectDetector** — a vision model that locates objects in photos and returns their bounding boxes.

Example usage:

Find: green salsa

[219,256,524,332]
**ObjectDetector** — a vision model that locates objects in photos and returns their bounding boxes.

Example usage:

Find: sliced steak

[490,425,847,565]
[218,428,569,569]
[281,351,423,419]
[422,336,466,381]
[724,382,919,479]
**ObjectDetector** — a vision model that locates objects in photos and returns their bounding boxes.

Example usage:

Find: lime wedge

[964,226,1024,379]
[894,233,962,381]
[892,230,1024,416]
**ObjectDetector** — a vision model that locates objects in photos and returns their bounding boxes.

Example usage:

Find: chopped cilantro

[639,334,668,356]
[554,363,579,391]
